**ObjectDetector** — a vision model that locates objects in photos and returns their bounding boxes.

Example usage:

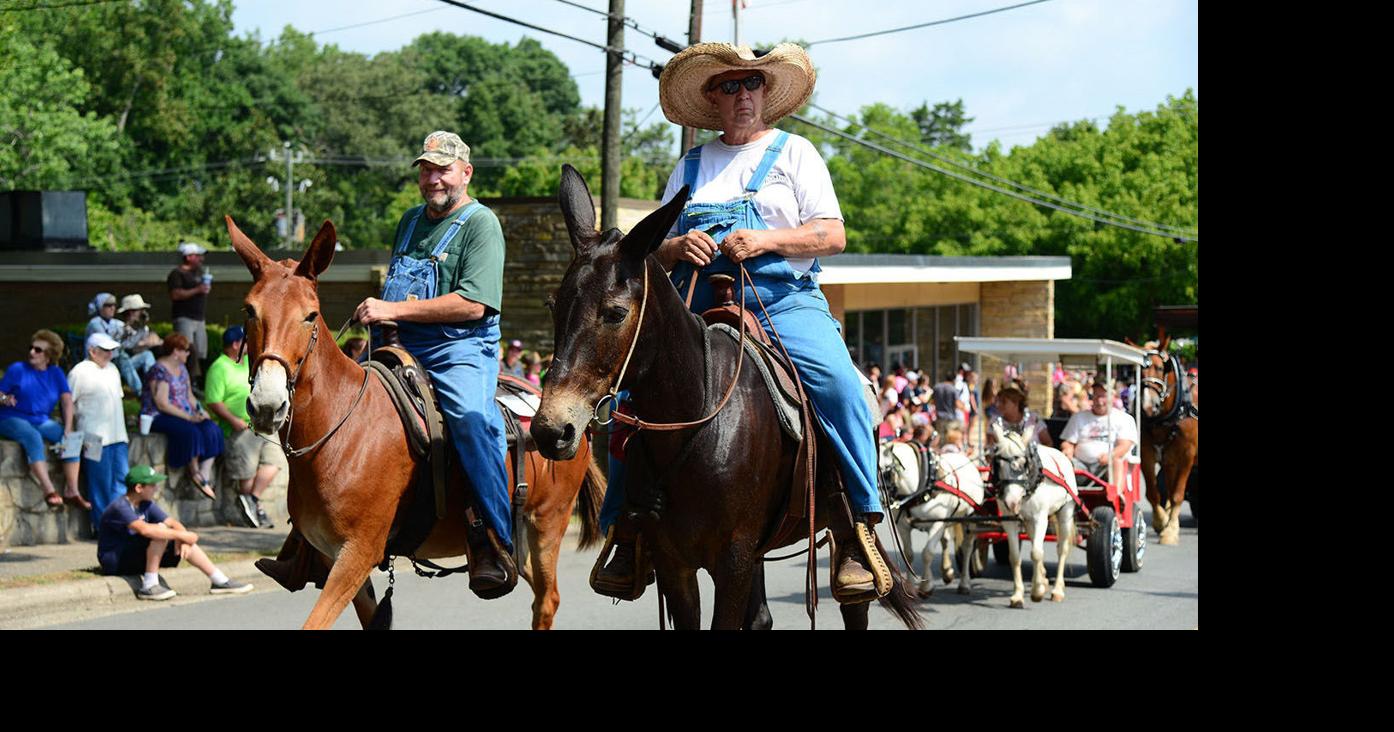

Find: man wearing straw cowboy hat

[592,42,892,604]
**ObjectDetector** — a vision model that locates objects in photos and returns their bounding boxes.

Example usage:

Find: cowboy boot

[255,527,325,593]
[829,495,893,604]
[464,508,518,600]
[590,513,655,600]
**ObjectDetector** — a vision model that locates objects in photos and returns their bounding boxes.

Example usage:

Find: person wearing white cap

[167,242,211,382]
[69,333,130,530]
[592,42,891,603]
[115,293,161,392]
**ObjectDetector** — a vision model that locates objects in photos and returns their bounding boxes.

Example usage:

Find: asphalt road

[46,501,1196,630]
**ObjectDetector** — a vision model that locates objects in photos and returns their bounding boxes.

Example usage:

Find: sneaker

[210,578,254,595]
[256,506,274,529]
[137,584,176,601]
[236,494,260,528]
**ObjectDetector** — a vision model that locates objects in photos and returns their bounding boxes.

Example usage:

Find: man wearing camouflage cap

[347,130,517,598]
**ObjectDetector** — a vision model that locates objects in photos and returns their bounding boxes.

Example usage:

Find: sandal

[193,475,216,501]
[63,492,93,511]
[44,492,64,509]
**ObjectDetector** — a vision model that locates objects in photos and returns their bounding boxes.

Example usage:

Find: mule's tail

[875,533,926,631]
[575,452,607,550]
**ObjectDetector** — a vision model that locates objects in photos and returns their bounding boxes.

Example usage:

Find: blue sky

[231,0,1198,151]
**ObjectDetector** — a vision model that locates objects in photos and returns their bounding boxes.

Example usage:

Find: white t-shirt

[1060,408,1137,464]
[68,360,128,447]
[661,130,843,277]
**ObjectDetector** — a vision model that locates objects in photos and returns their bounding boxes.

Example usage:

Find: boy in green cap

[97,464,253,600]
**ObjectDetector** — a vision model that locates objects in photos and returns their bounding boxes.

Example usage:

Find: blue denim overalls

[600,131,883,531]
[381,202,513,550]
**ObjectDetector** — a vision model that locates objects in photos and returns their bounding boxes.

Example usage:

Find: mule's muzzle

[251,399,289,435]
[532,416,580,461]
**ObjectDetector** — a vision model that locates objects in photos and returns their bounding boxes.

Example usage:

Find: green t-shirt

[390,201,505,324]
[203,353,249,438]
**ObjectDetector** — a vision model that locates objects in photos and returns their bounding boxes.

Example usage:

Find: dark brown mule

[1138,334,1197,545]
[224,216,604,629]
[531,167,921,630]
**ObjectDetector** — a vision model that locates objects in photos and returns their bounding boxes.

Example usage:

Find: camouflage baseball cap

[413,131,471,167]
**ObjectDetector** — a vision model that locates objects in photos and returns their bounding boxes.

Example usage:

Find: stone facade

[489,197,659,353]
[0,434,289,548]
[979,280,1055,415]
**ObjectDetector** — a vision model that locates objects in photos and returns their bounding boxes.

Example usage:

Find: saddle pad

[708,323,802,442]
[496,391,539,418]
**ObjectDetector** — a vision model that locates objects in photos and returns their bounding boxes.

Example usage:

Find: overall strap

[429,201,483,258]
[681,145,703,201]
[745,130,790,194]
[394,211,423,256]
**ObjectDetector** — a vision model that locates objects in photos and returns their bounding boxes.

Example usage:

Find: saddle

[365,343,539,564]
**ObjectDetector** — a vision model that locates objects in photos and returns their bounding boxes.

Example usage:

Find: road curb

[1,558,267,629]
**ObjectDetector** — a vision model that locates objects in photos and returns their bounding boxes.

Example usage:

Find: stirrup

[830,521,893,604]
[589,526,653,601]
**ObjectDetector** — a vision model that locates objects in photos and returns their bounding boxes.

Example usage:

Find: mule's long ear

[226,216,272,279]
[558,164,599,252]
[294,220,338,280]
[619,186,687,261]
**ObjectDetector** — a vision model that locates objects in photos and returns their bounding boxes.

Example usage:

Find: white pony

[879,441,985,597]
[989,423,1080,607]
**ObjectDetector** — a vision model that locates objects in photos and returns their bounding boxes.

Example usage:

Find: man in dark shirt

[167,242,211,382]
[97,464,252,600]
[932,372,963,436]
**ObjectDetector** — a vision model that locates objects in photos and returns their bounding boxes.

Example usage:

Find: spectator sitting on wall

[167,242,211,384]
[141,333,222,501]
[0,329,88,510]
[85,292,125,344]
[205,326,280,529]
[501,339,525,378]
[521,350,543,387]
[116,294,161,394]
[69,333,130,532]
[97,464,253,601]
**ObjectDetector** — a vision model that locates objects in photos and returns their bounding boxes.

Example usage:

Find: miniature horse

[531,166,920,630]
[989,425,1078,608]
[1139,335,1198,544]
[879,440,984,597]
[225,216,604,629]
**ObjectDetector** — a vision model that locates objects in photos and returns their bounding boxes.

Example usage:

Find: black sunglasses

[30,346,46,354]
[711,74,765,95]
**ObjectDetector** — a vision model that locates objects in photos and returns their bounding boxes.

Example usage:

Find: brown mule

[224,216,605,630]
[1138,334,1197,546]
[531,167,922,630]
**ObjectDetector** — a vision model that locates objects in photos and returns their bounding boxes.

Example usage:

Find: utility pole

[601,0,624,231]
[283,141,294,248]
[682,0,703,155]
[732,0,740,45]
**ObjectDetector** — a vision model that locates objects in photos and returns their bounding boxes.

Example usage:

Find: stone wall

[490,197,659,353]
[979,280,1055,415]
[0,434,289,548]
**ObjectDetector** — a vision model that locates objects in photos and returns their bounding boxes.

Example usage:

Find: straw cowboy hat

[659,42,816,131]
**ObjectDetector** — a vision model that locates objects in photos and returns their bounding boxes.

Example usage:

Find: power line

[549,0,685,51]
[310,7,447,36]
[434,0,666,72]
[807,103,1196,237]
[0,0,125,11]
[806,0,1053,47]
[788,113,1197,243]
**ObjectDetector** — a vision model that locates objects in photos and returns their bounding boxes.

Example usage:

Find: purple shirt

[141,362,194,416]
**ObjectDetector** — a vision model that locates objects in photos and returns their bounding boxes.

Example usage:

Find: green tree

[911,99,974,152]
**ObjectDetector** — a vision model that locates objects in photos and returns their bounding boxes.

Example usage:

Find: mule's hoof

[957,584,971,596]
[1009,598,1024,609]
[1051,591,1065,603]
[916,584,934,599]
[943,569,957,584]
[1031,591,1045,603]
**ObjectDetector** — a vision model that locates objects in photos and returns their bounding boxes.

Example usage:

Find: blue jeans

[84,442,129,532]
[115,351,154,393]
[0,417,79,466]
[400,318,513,552]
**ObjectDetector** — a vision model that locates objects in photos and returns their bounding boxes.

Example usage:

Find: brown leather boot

[830,503,892,604]
[255,528,327,592]
[466,522,518,600]
[590,518,654,600]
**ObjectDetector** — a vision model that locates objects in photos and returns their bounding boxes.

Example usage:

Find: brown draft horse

[1138,334,1197,545]
[531,167,921,630]
[224,216,604,629]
